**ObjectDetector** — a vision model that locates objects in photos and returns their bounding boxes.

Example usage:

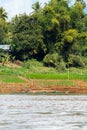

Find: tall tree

[8,0,87,68]
[0,7,7,20]
[11,14,46,60]
[32,2,41,13]
[0,18,8,45]
[70,0,85,31]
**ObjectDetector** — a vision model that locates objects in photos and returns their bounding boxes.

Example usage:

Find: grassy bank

[26,73,87,81]
[0,66,26,83]
[0,61,87,94]
[0,60,87,83]
[0,75,25,83]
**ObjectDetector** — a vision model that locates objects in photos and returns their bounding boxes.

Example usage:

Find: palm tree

[0,7,7,20]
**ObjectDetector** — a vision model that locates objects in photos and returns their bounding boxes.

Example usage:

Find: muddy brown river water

[0,95,87,130]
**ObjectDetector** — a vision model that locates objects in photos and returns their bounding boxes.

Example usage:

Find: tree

[0,18,8,44]
[7,0,87,68]
[32,2,41,13]
[70,0,85,31]
[61,29,78,61]
[0,7,7,20]
[11,14,46,61]
[40,0,71,54]
[40,3,60,53]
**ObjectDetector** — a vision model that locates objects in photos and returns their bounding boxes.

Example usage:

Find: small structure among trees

[0,45,10,50]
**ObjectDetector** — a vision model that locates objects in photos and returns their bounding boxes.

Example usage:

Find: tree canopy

[0,0,87,68]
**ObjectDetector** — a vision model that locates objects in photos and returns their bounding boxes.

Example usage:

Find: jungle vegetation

[0,0,87,71]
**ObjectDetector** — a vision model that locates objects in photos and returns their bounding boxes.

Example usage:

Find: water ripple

[0,95,87,130]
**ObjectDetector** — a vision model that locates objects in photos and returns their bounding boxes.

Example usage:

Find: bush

[69,55,85,68]
[43,53,59,67]
[56,60,66,72]
[43,53,66,72]
[23,60,30,69]
[24,59,43,69]
[82,57,87,66]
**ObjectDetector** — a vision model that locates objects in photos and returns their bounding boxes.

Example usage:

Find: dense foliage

[0,0,87,69]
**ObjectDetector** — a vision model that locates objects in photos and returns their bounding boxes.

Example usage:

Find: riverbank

[0,62,87,94]
[0,79,87,94]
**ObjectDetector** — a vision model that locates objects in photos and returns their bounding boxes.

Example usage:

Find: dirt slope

[0,79,87,94]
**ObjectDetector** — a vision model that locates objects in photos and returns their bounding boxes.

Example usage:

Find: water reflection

[0,95,87,130]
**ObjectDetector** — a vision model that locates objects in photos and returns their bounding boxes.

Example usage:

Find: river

[0,95,87,130]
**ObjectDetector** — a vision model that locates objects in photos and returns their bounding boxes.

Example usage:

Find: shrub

[24,59,43,69]
[69,55,85,68]
[56,60,66,72]
[43,53,59,67]
[43,53,66,72]
[82,57,87,66]
[23,60,30,69]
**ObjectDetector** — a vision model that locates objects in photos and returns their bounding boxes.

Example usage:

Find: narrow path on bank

[18,76,29,83]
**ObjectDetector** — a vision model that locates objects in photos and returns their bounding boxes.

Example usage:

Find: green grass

[27,73,67,79]
[0,60,87,83]
[0,66,27,76]
[70,73,87,81]
[26,73,87,81]
[21,60,87,82]
[0,66,26,83]
[0,75,25,83]
[24,60,87,81]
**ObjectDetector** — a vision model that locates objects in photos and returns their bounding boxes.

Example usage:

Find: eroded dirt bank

[0,80,87,94]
